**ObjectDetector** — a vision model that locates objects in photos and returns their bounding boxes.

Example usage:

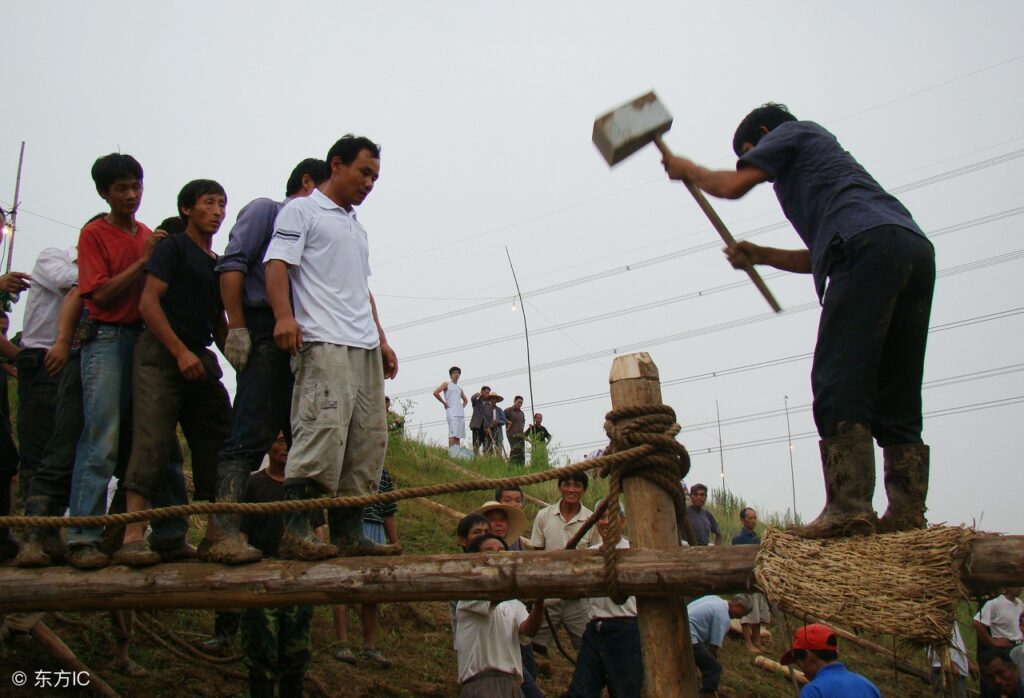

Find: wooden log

[609,353,698,698]
[30,621,120,698]
[753,655,808,685]
[1,535,1019,612]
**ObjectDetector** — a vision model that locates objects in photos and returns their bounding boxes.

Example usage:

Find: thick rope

[0,445,652,529]
[563,405,692,605]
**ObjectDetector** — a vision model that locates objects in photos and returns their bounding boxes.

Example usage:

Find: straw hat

[486,393,505,403]
[473,501,526,543]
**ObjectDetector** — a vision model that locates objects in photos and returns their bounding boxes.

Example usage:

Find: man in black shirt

[115,180,234,566]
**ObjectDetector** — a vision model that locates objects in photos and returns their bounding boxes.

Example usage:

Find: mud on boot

[790,425,878,539]
[328,507,401,557]
[198,461,262,564]
[877,444,929,533]
[15,496,66,567]
[277,479,338,561]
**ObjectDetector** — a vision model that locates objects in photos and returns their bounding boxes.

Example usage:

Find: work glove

[224,328,252,373]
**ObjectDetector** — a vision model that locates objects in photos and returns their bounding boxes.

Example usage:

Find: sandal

[333,646,357,664]
[110,657,148,678]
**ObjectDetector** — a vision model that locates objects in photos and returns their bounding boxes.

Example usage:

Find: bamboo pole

[753,655,808,685]
[805,617,931,683]
[609,353,698,698]
[0,535,1019,612]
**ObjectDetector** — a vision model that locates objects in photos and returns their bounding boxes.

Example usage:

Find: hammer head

[593,91,673,166]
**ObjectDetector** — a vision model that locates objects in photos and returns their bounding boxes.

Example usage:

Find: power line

[386,148,1024,332]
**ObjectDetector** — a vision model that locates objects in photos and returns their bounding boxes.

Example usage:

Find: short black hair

[177,179,227,218]
[156,216,186,235]
[739,507,755,520]
[514,395,524,402]
[91,153,144,196]
[980,649,1016,670]
[457,513,490,540]
[466,533,508,553]
[494,485,523,501]
[557,471,589,490]
[732,103,798,158]
[481,385,491,392]
[326,135,381,167]
[449,366,461,376]
[285,158,330,197]
[691,483,708,495]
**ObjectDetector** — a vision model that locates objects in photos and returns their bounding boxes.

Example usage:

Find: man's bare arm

[663,155,771,200]
[370,291,398,379]
[220,270,246,330]
[89,230,166,306]
[139,275,206,381]
[266,259,301,355]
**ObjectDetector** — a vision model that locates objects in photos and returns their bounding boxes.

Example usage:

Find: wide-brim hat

[472,501,526,543]
[487,393,505,403]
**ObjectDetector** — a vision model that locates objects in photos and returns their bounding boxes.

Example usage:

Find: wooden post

[609,353,699,698]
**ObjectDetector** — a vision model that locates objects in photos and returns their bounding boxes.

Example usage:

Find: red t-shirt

[77,217,153,324]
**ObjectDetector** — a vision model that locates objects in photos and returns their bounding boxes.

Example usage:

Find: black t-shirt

[144,234,220,350]
[239,470,325,557]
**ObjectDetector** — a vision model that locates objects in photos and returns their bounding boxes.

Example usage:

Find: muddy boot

[329,507,401,557]
[198,461,262,564]
[877,444,929,533]
[0,477,18,560]
[150,536,199,562]
[14,496,65,568]
[277,480,338,561]
[790,424,878,538]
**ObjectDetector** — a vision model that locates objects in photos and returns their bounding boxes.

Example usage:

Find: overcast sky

[2,2,1022,533]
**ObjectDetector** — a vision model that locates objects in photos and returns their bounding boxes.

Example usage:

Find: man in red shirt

[65,153,178,569]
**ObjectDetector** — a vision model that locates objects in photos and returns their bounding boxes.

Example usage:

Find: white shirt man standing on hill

[265,134,399,561]
[433,365,468,447]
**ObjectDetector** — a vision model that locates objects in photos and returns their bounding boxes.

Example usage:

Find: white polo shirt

[588,538,638,619]
[455,599,529,683]
[975,594,1024,643]
[263,189,379,349]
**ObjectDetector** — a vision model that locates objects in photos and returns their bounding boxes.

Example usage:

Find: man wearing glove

[203,158,329,563]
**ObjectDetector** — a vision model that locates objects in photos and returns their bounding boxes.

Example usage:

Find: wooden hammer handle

[654,135,782,313]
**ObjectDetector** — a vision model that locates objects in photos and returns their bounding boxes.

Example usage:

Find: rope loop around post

[564,404,694,605]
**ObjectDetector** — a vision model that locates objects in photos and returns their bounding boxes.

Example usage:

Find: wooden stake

[30,621,120,698]
[609,353,698,698]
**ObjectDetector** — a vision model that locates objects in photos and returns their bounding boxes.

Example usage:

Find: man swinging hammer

[662,103,935,538]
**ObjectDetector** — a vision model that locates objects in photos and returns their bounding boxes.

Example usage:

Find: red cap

[779,624,838,665]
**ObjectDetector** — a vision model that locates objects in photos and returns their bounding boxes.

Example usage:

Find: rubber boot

[877,444,930,533]
[201,610,240,656]
[14,495,65,568]
[328,507,401,557]
[790,424,878,538]
[277,480,339,561]
[198,461,262,564]
[0,476,18,560]
[329,506,402,556]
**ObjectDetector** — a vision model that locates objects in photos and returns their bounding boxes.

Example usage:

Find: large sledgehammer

[593,91,782,313]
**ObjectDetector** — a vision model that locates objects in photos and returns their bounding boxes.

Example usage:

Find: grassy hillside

[0,434,979,697]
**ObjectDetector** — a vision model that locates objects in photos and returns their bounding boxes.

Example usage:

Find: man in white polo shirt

[264,134,399,561]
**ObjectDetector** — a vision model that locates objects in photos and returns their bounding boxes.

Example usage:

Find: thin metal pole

[715,399,726,491]
[5,141,26,274]
[784,395,797,518]
[505,247,535,419]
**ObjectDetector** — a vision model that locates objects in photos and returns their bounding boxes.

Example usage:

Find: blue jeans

[218,309,293,469]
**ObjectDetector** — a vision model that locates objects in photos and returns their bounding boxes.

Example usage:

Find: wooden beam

[609,353,698,698]
[0,536,1019,612]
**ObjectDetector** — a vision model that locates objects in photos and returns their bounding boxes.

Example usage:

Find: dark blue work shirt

[215,197,285,309]
[738,120,928,300]
[732,528,760,545]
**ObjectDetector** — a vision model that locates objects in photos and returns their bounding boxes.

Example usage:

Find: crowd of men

[433,368,551,466]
